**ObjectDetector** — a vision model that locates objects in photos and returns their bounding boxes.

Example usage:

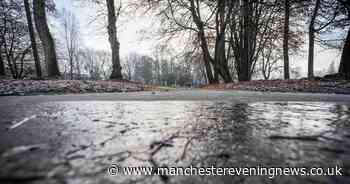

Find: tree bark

[308,0,320,80]
[283,0,290,79]
[214,0,232,83]
[24,0,42,78]
[189,0,217,84]
[33,0,60,78]
[76,54,81,80]
[0,46,5,76]
[238,0,251,82]
[338,1,350,80]
[69,57,73,80]
[106,0,123,80]
[338,27,350,79]
[198,30,216,84]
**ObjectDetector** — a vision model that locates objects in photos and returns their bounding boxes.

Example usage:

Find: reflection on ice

[31,101,350,183]
[248,102,344,136]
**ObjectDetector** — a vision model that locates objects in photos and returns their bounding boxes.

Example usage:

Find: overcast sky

[55,0,156,55]
[55,0,342,77]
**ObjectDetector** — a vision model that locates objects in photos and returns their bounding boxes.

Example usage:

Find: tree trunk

[202,54,215,84]
[24,0,42,78]
[338,27,350,79]
[283,0,290,79]
[199,35,216,84]
[197,30,216,84]
[0,47,5,76]
[76,55,81,80]
[308,0,320,80]
[106,0,123,80]
[238,0,251,82]
[70,57,73,80]
[33,0,60,78]
[198,28,217,84]
[308,30,315,79]
[189,0,217,84]
[214,0,232,83]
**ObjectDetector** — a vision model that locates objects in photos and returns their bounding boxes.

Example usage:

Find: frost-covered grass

[0,80,144,96]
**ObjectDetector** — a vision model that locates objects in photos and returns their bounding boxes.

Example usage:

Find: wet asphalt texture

[0,90,350,184]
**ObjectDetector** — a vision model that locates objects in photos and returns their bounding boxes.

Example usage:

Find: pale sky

[55,0,342,78]
[56,0,156,55]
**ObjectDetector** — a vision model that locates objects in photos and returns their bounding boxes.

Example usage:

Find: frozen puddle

[1,101,350,184]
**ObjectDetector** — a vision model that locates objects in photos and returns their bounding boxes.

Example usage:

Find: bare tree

[79,48,112,80]
[24,0,42,78]
[144,0,218,83]
[337,0,350,79]
[0,39,5,76]
[145,0,303,82]
[33,0,60,78]
[229,0,282,81]
[283,0,290,79]
[122,53,138,81]
[338,26,350,79]
[188,0,218,83]
[260,48,282,80]
[75,48,82,79]
[60,8,80,80]
[307,0,321,79]
[106,0,122,80]
[0,47,5,76]
[0,0,32,79]
[307,0,342,79]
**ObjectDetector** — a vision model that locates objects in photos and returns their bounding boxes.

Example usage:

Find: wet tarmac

[0,90,350,183]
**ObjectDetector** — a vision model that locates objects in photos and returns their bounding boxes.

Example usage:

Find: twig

[150,133,178,156]
[176,136,197,163]
[148,133,179,183]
